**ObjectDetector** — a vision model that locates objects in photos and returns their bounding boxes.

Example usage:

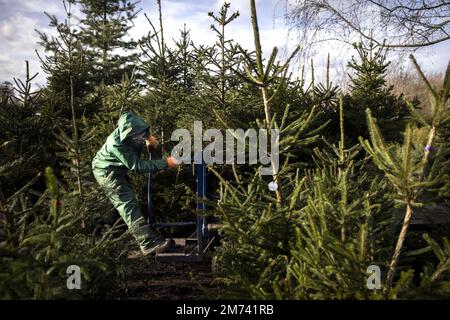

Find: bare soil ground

[113,252,220,300]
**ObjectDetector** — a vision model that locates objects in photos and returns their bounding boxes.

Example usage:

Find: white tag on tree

[268,181,278,191]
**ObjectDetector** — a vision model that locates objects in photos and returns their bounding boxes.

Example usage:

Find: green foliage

[1,0,448,300]
[193,3,250,128]
[37,1,93,116]
[361,117,427,206]
[344,42,409,143]
[286,139,392,299]
[360,56,450,290]
[79,0,140,87]
[0,167,126,299]
[98,71,141,127]
[0,34,125,300]
[138,3,198,148]
[211,1,449,300]
[212,102,324,298]
[0,62,55,194]
[212,95,389,299]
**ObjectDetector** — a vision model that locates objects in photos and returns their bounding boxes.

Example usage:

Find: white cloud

[129,1,216,45]
[0,0,447,89]
[22,0,64,15]
[0,13,46,84]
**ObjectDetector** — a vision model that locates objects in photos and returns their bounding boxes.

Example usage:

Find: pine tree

[0,62,53,192]
[0,166,126,299]
[211,2,324,295]
[137,1,198,225]
[345,42,409,143]
[213,95,393,299]
[38,1,127,229]
[284,97,395,299]
[79,0,140,87]
[37,0,92,117]
[212,103,323,298]
[200,3,240,113]
[233,0,300,204]
[312,54,341,145]
[173,25,195,92]
[138,0,186,151]
[314,54,340,112]
[360,56,450,292]
[0,67,125,299]
[190,2,261,133]
[37,1,89,226]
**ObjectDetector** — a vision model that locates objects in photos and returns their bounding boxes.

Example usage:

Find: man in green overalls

[92,112,179,256]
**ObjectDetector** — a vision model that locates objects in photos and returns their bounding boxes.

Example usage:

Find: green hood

[118,112,150,142]
[91,112,168,173]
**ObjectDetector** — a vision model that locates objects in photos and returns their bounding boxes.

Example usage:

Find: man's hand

[145,135,159,151]
[166,156,182,168]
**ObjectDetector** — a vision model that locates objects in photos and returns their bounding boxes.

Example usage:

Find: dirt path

[114,255,219,300]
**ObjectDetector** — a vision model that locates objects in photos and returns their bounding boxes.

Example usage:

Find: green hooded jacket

[92,112,168,173]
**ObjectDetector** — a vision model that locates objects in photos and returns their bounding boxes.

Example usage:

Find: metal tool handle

[147,151,153,225]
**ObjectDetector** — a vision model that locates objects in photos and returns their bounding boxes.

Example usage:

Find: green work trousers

[92,166,156,251]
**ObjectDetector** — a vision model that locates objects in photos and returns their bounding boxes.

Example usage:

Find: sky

[0,0,448,87]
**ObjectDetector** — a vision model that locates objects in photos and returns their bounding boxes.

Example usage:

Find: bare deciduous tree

[285,0,450,50]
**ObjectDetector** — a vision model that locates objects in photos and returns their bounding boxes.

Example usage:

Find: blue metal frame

[146,152,208,260]
[147,152,153,225]
[195,157,206,259]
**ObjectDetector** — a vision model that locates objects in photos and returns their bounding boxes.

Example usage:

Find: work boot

[142,237,175,255]
[127,237,175,259]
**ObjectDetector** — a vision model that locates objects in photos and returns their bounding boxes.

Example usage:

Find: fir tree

[312,54,341,145]
[138,1,185,151]
[138,1,203,151]
[78,0,140,87]
[191,2,260,132]
[0,67,125,299]
[285,98,393,299]
[37,0,92,117]
[37,1,90,226]
[137,1,198,225]
[0,62,52,192]
[0,166,126,299]
[37,1,126,229]
[313,54,340,113]
[233,0,300,204]
[212,103,323,298]
[360,56,450,292]
[203,3,240,113]
[173,25,195,92]
[345,42,409,143]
